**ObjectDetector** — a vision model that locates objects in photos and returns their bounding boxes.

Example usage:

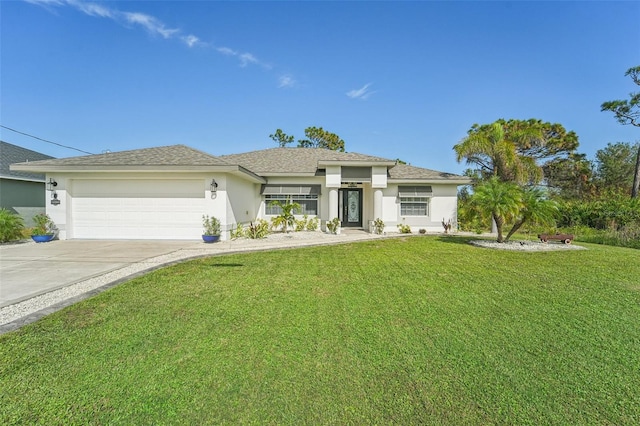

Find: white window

[398,186,432,216]
[262,185,321,216]
[265,194,318,215]
[400,197,430,216]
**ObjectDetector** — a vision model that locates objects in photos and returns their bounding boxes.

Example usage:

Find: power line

[0,125,94,155]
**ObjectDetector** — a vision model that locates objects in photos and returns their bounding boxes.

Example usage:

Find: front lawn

[1,236,639,424]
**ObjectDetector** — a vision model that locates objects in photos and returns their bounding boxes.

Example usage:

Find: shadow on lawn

[435,234,482,245]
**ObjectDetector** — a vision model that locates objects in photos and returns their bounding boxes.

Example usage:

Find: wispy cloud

[347,83,375,100]
[122,12,179,39]
[278,74,296,88]
[25,0,267,67]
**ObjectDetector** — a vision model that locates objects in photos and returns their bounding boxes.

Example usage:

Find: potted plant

[31,213,56,243]
[202,215,221,243]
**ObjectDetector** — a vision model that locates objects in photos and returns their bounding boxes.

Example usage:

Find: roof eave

[0,174,46,183]
[317,160,397,167]
[255,172,319,177]
[389,178,472,185]
[10,164,267,183]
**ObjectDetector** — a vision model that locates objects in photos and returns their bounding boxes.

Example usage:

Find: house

[0,141,54,225]
[10,144,470,240]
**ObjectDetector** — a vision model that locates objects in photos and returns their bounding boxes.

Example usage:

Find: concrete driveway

[0,240,201,308]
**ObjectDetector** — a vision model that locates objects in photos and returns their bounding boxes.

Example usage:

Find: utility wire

[1,125,94,155]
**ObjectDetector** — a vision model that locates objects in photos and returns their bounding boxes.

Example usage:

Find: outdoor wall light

[47,178,58,191]
[210,179,218,199]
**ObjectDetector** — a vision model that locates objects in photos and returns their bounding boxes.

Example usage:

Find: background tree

[593,142,640,195]
[454,119,579,185]
[298,126,345,152]
[601,65,640,198]
[542,153,594,199]
[269,129,295,147]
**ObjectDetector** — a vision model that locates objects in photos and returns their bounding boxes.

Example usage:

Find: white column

[373,189,383,220]
[329,189,339,219]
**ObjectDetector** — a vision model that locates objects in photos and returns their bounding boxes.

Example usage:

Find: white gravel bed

[470,239,586,251]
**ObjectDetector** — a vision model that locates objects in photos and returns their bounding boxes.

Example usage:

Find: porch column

[329,188,339,219]
[373,189,383,220]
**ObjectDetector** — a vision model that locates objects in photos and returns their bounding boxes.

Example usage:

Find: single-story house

[10,144,470,240]
[1,141,54,225]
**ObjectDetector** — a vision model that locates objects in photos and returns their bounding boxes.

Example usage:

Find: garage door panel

[71,179,205,239]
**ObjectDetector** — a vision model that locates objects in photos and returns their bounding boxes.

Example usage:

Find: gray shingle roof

[220,148,396,175]
[1,141,54,181]
[221,147,468,181]
[11,144,230,167]
[388,163,467,181]
[10,143,468,183]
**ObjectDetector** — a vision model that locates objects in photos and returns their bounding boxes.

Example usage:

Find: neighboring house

[0,141,54,225]
[10,144,470,240]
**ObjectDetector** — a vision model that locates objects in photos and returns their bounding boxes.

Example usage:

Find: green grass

[2,236,639,425]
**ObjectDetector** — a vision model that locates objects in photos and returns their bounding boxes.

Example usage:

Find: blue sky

[1,0,639,174]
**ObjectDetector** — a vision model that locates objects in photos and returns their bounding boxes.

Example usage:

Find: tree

[601,65,640,198]
[297,126,345,152]
[542,153,594,199]
[269,129,295,147]
[594,142,640,195]
[504,187,558,242]
[471,177,522,243]
[454,119,578,185]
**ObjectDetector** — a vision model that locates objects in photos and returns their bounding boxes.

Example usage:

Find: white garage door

[71,179,204,239]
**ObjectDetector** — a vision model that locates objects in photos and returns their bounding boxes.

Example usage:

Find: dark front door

[339,188,362,227]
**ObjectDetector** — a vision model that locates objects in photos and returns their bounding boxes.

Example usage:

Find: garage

[70,179,204,240]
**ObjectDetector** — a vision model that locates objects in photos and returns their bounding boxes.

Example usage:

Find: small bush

[306,217,319,231]
[231,224,246,239]
[326,218,340,234]
[397,224,412,234]
[247,219,270,239]
[0,208,25,242]
[373,218,385,235]
[295,217,307,232]
[419,228,426,234]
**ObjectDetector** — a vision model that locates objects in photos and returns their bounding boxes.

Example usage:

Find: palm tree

[269,200,301,233]
[471,177,522,242]
[454,122,544,185]
[504,187,558,242]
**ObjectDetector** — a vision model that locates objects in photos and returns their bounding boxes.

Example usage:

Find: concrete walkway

[0,231,382,333]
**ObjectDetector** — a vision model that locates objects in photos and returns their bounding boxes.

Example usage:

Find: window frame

[399,196,430,216]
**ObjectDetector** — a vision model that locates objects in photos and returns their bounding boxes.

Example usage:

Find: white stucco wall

[377,183,460,234]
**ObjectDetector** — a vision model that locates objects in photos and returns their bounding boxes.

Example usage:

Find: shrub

[419,228,426,234]
[557,196,640,230]
[231,224,246,239]
[306,217,319,231]
[326,218,340,234]
[397,224,412,234]
[0,208,25,243]
[295,217,307,232]
[372,218,385,235]
[246,219,270,239]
